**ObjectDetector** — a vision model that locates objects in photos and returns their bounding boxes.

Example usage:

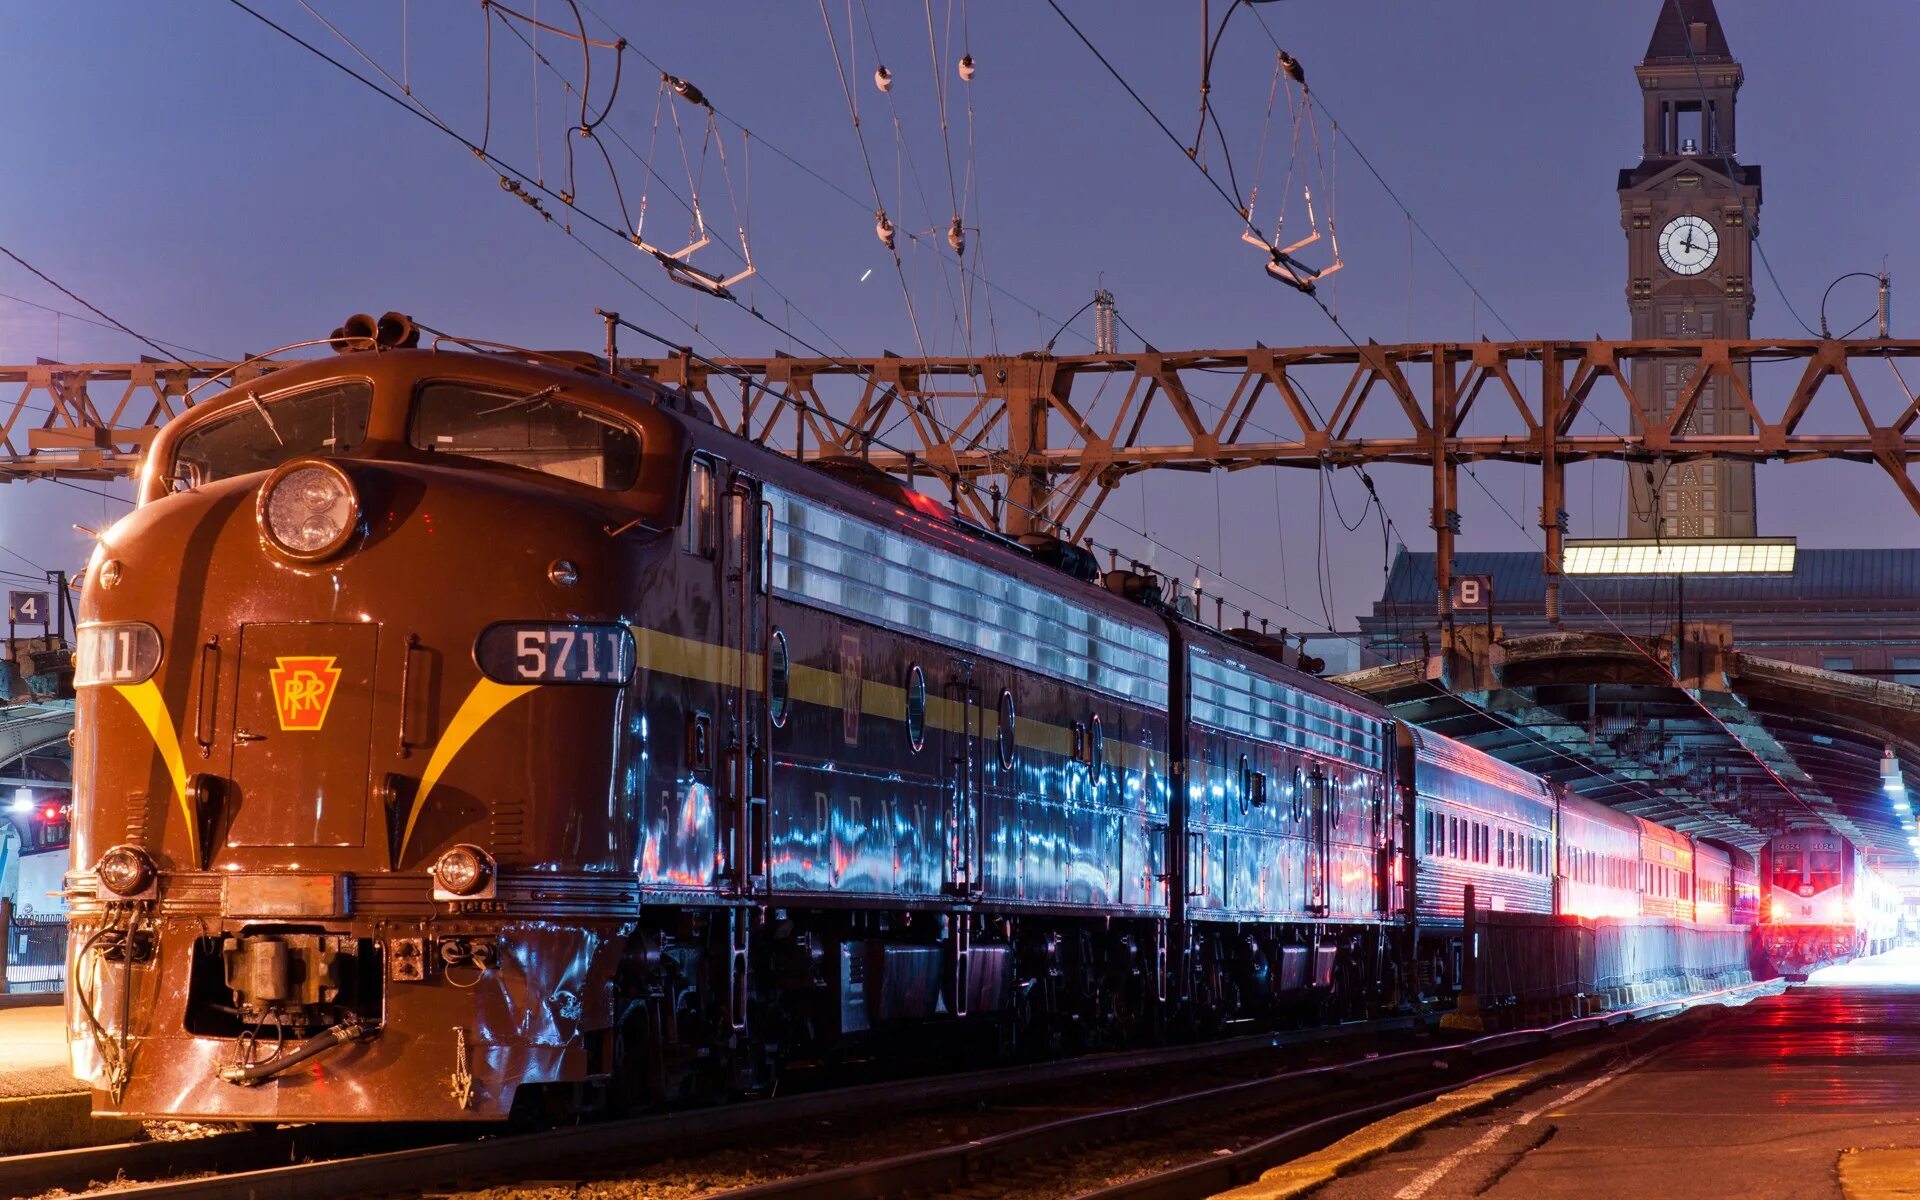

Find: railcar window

[685,458,716,556]
[905,665,928,752]
[410,382,640,489]
[997,689,1017,768]
[172,380,372,487]
[768,629,792,728]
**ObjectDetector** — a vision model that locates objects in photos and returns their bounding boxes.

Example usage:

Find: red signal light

[902,490,950,521]
[38,802,64,823]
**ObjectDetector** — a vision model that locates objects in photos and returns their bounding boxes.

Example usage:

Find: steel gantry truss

[635,337,1920,623]
[7,337,1920,621]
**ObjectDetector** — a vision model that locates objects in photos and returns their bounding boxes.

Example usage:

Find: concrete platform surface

[0,1001,77,1098]
[1304,971,1920,1200]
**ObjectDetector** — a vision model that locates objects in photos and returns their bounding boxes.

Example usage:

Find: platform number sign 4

[1451,574,1493,614]
[8,591,48,625]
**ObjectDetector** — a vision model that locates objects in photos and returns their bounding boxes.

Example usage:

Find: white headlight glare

[260,461,359,560]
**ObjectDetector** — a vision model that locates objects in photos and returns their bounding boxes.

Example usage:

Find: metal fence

[1467,906,1753,1019]
[2,902,67,994]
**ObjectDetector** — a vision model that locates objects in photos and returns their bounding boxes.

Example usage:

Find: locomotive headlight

[432,844,496,898]
[258,459,360,562]
[96,844,156,897]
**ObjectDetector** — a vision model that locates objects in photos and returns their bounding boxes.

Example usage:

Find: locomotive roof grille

[767,485,1169,706]
[1186,644,1388,770]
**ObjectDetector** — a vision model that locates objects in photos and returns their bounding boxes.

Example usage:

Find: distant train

[1757,831,1897,977]
[67,324,1758,1125]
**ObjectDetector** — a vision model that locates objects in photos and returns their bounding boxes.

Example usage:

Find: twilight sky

[1,1,1915,652]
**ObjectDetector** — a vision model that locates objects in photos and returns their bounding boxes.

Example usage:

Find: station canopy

[1336,626,1920,885]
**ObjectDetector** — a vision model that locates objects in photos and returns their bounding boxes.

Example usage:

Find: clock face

[1658,214,1719,276]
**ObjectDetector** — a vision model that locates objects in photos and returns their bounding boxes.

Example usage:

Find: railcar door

[1305,764,1331,915]
[945,659,981,900]
[720,471,771,896]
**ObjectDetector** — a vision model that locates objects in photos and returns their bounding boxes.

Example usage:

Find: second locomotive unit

[67,322,1753,1123]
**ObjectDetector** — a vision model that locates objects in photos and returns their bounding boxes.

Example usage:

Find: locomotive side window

[768,629,792,728]
[997,689,1016,768]
[905,665,927,752]
[172,380,372,487]
[410,382,641,489]
[685,457,716,557]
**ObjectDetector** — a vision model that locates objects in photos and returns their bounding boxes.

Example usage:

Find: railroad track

[688,983,1777,1200]
[0,1012,1426,1200]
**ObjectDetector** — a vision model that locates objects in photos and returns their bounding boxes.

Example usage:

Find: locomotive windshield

[171,380,372,487]
[409,381,641,490]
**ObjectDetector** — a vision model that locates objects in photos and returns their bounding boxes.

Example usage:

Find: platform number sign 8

[1451,574,1493,614]
[8,591,48,625]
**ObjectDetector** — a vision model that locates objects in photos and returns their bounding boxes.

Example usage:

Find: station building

[1357,548,1920,678]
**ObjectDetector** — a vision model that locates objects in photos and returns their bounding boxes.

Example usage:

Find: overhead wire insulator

[1278,49,1306,92]
[958,53,977,82]
[876,210,897,251]
[948,216,966,257]
[874,64,893,93]
[667,74,709,108]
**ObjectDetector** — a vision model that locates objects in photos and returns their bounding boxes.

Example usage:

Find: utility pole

[46,570,68,645]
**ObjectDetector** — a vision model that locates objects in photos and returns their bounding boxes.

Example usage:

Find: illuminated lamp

[8,787,29,814]
[257,458,361,562]
[902,489,950,521]
[1561,536,1796,576]
[432,844,496,898]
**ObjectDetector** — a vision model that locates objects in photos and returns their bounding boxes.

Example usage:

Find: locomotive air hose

[217,1021,372,1086]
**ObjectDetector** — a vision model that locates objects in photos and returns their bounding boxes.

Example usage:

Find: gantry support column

[1000,356,1060,539]
[1430,349,1459,631]
[1540,345,1566,627]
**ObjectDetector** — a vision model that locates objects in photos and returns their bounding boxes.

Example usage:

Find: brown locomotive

[67,318,1744,1123]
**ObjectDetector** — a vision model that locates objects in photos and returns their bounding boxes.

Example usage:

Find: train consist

[1756,830,1898,977]
[70,327,1763,1123]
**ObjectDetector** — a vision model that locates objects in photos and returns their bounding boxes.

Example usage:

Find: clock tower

[1619,0,1761,537]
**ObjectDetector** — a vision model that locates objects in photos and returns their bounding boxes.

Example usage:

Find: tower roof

[1645,0,1732,63]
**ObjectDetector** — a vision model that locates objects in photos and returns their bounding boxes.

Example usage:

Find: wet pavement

[1308,956,1920,1200]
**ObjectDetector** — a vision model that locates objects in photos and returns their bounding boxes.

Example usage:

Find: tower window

[1670,101,1705,155]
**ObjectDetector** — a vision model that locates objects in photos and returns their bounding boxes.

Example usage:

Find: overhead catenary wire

[576,0,1086,358]
[0,290,218,360]
[0,244,191,364]
[243,0,1340,647]
[815,0,935,369]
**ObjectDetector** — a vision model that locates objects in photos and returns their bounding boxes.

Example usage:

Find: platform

[0,1000,76,1098]
[1276,951,1920,1200]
